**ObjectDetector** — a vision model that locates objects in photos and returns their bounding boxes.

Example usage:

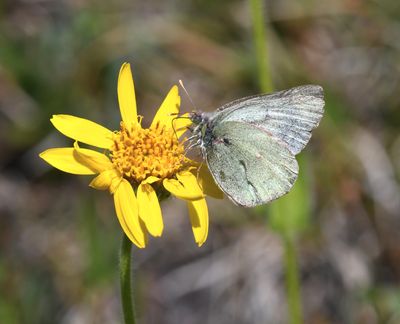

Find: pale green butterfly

[188,85,325,207]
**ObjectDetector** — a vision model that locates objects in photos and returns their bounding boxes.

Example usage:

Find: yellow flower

[40,63,222,248]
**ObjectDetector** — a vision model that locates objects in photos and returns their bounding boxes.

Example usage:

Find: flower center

[110,121,186,184]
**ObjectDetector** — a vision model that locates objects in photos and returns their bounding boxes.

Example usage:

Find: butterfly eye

[190,112,203,125]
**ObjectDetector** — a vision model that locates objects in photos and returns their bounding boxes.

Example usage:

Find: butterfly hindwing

[205,121,299,207]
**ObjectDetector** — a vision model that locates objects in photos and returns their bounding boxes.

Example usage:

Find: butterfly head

[189,111,210,126]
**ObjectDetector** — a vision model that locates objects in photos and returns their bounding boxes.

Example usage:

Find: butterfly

[187,85,325,207]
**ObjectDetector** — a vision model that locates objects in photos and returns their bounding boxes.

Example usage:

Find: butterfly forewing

[205,121,299,207]
[211,85,324,155]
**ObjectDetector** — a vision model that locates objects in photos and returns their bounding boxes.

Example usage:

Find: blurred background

[1,0,400,323]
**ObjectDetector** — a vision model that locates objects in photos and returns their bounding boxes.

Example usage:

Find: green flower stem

[250,0,273,93]
[284,236,303,324]
[250,1,303,323]
[120,233,137,324]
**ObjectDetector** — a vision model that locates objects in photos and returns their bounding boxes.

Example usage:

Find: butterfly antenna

[168,80,197,139]
[179,80,198,111]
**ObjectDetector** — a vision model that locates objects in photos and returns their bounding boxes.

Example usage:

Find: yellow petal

[118,63,137,126]
[73,142,113,173]
[109,176,123,194]
[187,198,209,247]
[197,165,224,199]
[151,85,180,129]
[176,170,204,196]
[142,176,159,185]
[40,148,96,175]
[173,113,192,139]
[113,179,147,248]
[137,183,163,237]
[89,169,122,192]
[51,115,113,149]
[163,171,204,201]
